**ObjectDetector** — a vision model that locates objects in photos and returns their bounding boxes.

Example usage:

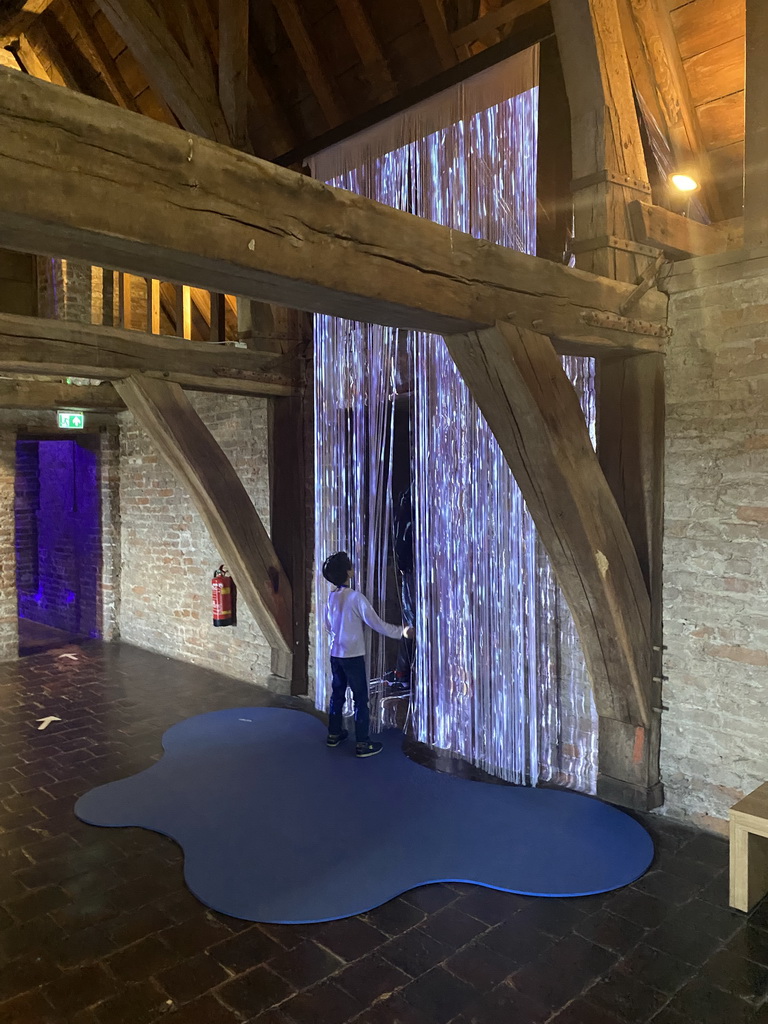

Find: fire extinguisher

[212,565,234,627]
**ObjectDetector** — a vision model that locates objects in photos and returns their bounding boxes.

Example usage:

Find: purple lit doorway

[15,436,102,657]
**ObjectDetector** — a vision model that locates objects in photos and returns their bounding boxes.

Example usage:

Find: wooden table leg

[730,821,768,912]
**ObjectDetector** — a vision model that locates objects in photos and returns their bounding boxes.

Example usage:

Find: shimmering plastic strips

[311,47,598,791]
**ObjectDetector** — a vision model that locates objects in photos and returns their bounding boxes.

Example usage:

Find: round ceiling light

[669,172,700,193]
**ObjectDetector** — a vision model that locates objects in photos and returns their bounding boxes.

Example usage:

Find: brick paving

[0,641,766,1023]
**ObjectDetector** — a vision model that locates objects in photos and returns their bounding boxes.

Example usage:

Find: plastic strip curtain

[312,47,598,791]
[313,315,397,686]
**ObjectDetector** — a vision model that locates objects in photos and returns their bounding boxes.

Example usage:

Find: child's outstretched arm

[354,592,408,640]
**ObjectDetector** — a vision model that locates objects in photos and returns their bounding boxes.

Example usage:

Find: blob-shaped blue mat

[75,707,653,923]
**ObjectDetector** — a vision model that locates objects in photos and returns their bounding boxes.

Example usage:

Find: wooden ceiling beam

[218,0,251,151]
[450,0,547,49]
[622,0,725,222]
[334,0,396,101]
[0,379,123,410]
[0,0,56,41]
[8,32,50,79]
[178,0,217,94]
[629,200,742,259]
[0,71,668,356]
[272,0,343,128]
[418,0,457,69]
[0,312,300,396]
[66,0,139,110]
[94,0,232,143]
[29,12,88,92]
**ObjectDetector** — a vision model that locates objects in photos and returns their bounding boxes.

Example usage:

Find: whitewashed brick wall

[117,393,278,689]
[661,249,768,832]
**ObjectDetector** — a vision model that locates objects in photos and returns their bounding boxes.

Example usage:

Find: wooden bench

[730,783,768,912]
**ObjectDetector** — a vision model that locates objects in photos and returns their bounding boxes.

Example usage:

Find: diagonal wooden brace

[443,322,652,730]
[115,376,293,658]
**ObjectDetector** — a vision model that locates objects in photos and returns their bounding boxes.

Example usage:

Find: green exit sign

[58,411,85,430]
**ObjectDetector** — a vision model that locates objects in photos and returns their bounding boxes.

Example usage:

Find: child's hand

[403,625,415,640]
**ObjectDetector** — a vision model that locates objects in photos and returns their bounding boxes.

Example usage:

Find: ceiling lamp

[669,172,700,193]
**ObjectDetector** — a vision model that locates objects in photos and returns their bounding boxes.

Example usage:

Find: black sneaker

[356,741,383,758]
[326,729,348,747]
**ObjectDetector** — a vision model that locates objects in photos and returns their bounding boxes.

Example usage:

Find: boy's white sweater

[325,586,404,658]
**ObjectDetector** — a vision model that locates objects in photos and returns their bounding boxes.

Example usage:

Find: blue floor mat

[75,707,654,923]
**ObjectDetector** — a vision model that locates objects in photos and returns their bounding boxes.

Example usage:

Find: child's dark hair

[322,551,352,587]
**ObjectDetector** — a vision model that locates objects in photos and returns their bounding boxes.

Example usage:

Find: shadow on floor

[18,618,88,658]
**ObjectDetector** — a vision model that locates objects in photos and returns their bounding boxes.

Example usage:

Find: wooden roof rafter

[218,0,250,151]
[271,0,344,129]
[0,0,57,41]
[451,0,548,54]
[334,0,396,102]
[66,0,139,110]
[418,0,458,69]
[620,0,725,221]
[93,0,232,143]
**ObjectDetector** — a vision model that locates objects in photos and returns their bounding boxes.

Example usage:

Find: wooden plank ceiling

[0,0,551,161]
[0,0,746,214]
[668,0,745,218]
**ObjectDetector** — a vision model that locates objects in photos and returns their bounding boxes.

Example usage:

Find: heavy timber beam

[629,201,742,260]
[0,313,299,396]
[0,70,667,357]
[443,322,655,808]
[0,379,123,410]
[114,376,293,658]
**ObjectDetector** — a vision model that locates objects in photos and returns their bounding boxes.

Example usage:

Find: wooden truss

[0,0,679,808]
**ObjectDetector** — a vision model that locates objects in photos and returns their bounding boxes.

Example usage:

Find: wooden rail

[87,266,236,344]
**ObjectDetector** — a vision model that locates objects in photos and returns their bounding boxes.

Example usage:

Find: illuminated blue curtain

[311,47,598,790]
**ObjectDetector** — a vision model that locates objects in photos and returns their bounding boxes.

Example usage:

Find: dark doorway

[15,437,102,656]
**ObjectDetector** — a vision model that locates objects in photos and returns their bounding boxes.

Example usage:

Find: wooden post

[551,0,665,807]
[117,271,132,329]
[146,277,160,334]
[550,0,655,283]
[269,388,312,695]
[210,292,226,344]
[102,269,115,326]
[597,352,665,810]
[536,35,571,265]
[237,298,283,354]
[745,0,768,248]
[174,284,192,340]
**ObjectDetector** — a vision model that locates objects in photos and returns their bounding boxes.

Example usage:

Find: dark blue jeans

[329,656,370,743]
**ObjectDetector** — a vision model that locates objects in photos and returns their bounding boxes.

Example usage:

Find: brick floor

[0,641,765,1022]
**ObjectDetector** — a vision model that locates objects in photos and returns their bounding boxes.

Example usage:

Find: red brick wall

[118,393,276,687]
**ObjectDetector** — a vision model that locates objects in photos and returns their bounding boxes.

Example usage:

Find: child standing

[323,551,414,758]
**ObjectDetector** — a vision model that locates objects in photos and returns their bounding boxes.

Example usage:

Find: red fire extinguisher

[212,565,234,627]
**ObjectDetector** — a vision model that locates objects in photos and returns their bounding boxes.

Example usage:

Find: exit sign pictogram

[58,411,85,430]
